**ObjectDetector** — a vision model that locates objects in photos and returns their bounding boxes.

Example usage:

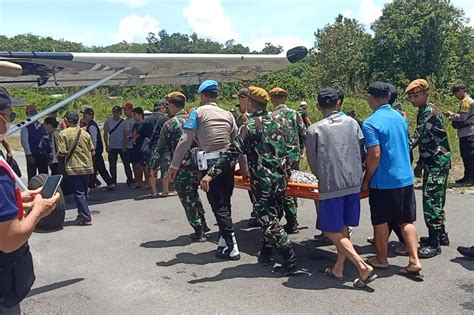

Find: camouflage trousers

[175,166,206,229]
[252,176,290,248]
[422,167,449,231]
[281,160,299,220]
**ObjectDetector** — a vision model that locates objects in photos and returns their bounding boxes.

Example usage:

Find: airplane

[0,46,308,136]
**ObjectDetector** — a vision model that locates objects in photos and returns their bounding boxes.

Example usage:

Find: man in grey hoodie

[306,87,376,288]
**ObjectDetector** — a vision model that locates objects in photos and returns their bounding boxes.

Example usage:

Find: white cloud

[359,0,383,25]
[113,14,160,43]
[466,8,474,27]
[183,0,240,43]
[247,36,310,52]
[106,0,150,7]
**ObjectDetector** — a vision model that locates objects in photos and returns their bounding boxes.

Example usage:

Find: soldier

[268,87,307,234]
[200,86,304,276]
[406,79,451,258]
[234,88,260,227]
[148,92,209,241]
[446,83,474,186]
[168,79,240,260]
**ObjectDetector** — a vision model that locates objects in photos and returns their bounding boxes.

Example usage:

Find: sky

[0,0,472,51]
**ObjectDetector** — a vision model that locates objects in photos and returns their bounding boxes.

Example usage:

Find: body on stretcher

[233,172,369,201]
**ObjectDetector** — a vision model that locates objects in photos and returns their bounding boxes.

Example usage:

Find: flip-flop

[365,257,390,269]
[157,192,178,198]
[323,267,344,281]
[398,267,424,281]
[367,236,375,244]
[353,271,378,288]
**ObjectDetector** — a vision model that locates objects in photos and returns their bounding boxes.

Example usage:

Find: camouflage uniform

[412,103,451,233]
[208,109,292,249]
[148,109,207,231]
[271,104,307,228]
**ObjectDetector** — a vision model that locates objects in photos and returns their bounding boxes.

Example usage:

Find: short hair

[271,94,287,101]
[132,107,144,116]
[202,90,218,99]
[319,99,338,109]
[169,96,186,108]
[44,117,59,128]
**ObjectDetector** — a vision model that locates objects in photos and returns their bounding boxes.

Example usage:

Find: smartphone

[41,175,63,198]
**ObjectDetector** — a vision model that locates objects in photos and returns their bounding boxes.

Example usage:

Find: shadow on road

[451,257,474,271]
[27,278,85,298]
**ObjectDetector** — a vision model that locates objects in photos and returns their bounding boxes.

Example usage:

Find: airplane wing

[0,46,307,88]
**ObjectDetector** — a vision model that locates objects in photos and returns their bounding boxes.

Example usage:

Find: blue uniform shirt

[362,104,414,189]
[0,167,19,222]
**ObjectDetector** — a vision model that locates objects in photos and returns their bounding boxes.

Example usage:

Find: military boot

[257,243,273,266]
[420,228,449,246]
[419,229,441,259]
[272,245,300,276]
[190,226,207,242]
[216,233,240,260]
[284,216,299,234]
[248,217,262,228]
[201,216,211,233]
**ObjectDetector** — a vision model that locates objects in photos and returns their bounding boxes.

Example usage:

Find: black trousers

[204,167,234,238]
[108,148,133,185]
[89,154,113,188]
[26,154,49,181]
[460,135,474,180]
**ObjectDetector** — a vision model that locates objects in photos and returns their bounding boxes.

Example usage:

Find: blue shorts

[318,193,361,233]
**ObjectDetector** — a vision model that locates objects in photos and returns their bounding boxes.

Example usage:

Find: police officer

[406,79,451,258]
[446,83,474,185]
[168,80,240,260]
[0,86,60,313]
[148,92,209,241]
[268,87,307,234]
[200,86,304,276]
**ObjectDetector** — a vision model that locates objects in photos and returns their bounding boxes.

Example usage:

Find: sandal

[398,267,424,281]
[157,191,178,198]
[365,257,390,269]
[323,267,344,281]
[353,271,378,288]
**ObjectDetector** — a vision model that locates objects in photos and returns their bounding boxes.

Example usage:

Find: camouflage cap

[405,79,430,94]
[268,87,288,97]
[248,86,270,104]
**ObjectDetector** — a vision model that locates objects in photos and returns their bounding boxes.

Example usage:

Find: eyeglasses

[0,112,17,122]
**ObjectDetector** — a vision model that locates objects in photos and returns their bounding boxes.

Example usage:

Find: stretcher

[234,175,369,201]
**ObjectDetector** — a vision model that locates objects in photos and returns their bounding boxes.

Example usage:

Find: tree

[370,0,473,89]
[313,15,372,92]
[260,42,283,55]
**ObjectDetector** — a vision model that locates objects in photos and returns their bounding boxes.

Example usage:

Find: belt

[204,150,225,160]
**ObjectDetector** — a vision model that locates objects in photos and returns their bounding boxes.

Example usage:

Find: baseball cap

[154,100,168,111]
[451,83,466,95]
[122,102,133,110]
[368,81,390,98]
[112,105,122,113]
[198,80,219,93]
[386,83,398,105]
[81,107,95,115]
[317,87,339,107]
[64,111,79,123]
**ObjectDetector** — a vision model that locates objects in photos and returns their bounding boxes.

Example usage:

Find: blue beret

[198,80,219,93]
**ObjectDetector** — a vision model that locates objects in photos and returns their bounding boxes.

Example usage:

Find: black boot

[257,243,273,266]
[190,226,207,242]
[200,216,211,233]
[284,216,299,234]
[248,217,262,228]
[419,229,441,259]
[420,229,449,246]
[273,246,300,276]
[216,233,240,260]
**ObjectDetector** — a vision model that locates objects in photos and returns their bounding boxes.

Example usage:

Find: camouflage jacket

[412,103,451,170]
[208,109,289,184]
[148,109,193,169]
[271,104,307,163]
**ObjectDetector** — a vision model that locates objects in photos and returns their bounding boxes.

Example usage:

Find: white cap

[300,101,307,106]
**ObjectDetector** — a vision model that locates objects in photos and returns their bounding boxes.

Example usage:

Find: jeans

[204,167,234,238]
[69,175,92,221]
[108,148,133,185]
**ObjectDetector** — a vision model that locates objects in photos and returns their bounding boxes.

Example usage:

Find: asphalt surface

[10,153,474,314]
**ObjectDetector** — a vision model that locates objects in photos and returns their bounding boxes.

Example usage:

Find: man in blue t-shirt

[361,82,422,279]
[0,86,60,313]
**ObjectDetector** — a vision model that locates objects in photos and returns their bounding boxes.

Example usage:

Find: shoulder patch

[183,109,198,130]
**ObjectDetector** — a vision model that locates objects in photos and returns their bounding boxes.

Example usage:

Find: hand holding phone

[41,175,63,198]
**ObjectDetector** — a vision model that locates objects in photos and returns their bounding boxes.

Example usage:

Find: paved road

[9,153,474,314]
